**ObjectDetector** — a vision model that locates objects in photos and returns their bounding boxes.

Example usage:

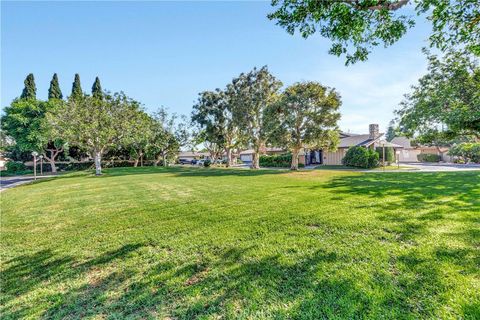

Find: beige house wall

[323,149,346,165]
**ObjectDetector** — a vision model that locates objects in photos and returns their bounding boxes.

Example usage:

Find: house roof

[338,133,384,148]
[391,136,413,148]
[377,140,404,148]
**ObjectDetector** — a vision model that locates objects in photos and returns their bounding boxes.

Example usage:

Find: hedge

[417,153,441,162]
[342,146,379,168]
[259,153,304,168]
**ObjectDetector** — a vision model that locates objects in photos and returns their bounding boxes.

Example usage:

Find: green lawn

[1,167,479,319]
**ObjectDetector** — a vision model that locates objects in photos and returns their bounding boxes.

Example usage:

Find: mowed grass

[1,167,479,319]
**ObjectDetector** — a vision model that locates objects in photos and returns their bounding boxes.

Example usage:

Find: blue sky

[2,1,431,133]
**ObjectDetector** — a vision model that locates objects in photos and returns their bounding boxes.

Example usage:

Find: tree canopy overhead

[269,0,480,64]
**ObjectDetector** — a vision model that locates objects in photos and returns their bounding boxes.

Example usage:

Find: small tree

[124,110,153,167]
[71,73,83,100]
[20,74,36,100]
[265,82,341,170]
[48,93,140,175]
[229,66,282,169]
[48,73,63,100]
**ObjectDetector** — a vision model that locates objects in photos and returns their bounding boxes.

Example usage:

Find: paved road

[401,162,480,172]
[0,175,54,192]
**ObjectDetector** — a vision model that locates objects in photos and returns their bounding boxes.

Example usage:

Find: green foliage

[71,73,83,99]
[385,120,400,142]
[48,73,63,100]
[264,82,341,170]
[397,50,480,139]
[5,161,27,173]
[228,66,282,169]
[92,76,103,99]
[203,159,211,167]
[375,146,395,163]
[342,146,379,168]
[47,93,142,174]
[1,99,48,153]
[269,0,479,64]
[448,142,480,163]
[259,153,304,168]
[20,73,36,100]
[417,153,441,162]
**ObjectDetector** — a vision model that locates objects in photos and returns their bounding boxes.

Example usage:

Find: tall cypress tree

[71,73,83,99]
[48,73,63,100]
[20,73,36,100]
[91,76,103,99]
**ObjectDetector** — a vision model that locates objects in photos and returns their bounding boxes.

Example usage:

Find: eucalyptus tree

[48,93,140,175]
[265,82,341,170]
[191,89,241,166]
[124,110,154,167]
[269,0,480,65]
[228,66,282,169]
[148,107,189,166]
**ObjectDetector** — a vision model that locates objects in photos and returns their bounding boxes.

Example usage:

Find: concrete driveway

[401,162,480,172]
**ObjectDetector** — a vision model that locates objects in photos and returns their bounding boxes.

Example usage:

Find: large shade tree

[229,66,282,169]
[269,0,480,64]
[48,93,140,175]
[1,99,66,173]
[265,82,342,170]
[396,50,480,141]
[192,89,241,166]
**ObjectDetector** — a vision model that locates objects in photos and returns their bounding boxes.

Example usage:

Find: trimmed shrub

[259,153,304,168]
[342,147,379,168]
[417,153,441,162]
[6,161,27,172]
[203,159,211,167]
[375,146,395,163]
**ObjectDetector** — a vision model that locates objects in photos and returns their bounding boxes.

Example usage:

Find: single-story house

[178,151,211,162]
[303,124,404,165]
[239,147,284,163]
[391,136,451,162]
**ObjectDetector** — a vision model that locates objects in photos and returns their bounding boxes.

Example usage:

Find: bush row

[417,153,441,162]
[375,146,395,163]
[259,153,304,168]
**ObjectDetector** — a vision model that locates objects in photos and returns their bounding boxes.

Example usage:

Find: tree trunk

[154,155,161,166]
[163,153,167,167]
[251,151,260,169]
[48,158,58,174]
[226,148,232,168]
[94,151,102,175]
[133,158,139,167]
[291,148,300,170]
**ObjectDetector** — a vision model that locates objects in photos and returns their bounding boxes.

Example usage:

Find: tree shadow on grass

[2,241,477,319]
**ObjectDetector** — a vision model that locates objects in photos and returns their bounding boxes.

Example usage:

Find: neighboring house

[304,124,403,165]
[178,151,211,162]
[239,147,284,163]
[391,137,451,162]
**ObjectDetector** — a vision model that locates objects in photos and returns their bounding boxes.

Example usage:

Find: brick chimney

[369,124,379,139]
